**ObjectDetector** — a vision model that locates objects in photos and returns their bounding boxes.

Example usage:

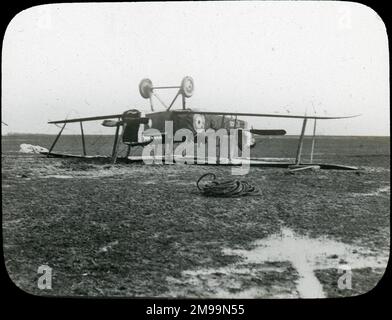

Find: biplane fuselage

[146,110,246,134]
[141,109,253,151]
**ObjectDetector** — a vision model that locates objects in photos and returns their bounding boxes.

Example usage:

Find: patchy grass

[2,135,390,297]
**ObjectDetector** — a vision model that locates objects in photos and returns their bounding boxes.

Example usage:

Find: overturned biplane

[43,76,359,170]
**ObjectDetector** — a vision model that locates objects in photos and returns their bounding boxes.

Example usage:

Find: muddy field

[2,134,390,298]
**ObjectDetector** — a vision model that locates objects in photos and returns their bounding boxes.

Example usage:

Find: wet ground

[2,135,390,297]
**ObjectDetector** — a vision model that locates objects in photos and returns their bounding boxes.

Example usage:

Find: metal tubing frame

[152,86,181,90]
[167,89,182,111]
[148,84,186,111]
[47,122,66,156]
[149,97,155,112]
[151,91,169,109]
[182,93,186,110]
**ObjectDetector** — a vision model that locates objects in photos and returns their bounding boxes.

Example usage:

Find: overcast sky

[2,1,389,135]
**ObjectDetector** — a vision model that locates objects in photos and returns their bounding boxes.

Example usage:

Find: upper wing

[173,110,361,120]
[48,114,123,124]
[48,110,361,124]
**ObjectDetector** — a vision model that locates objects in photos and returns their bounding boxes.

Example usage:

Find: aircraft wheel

[139,78,153,99]
[181,76,194,98]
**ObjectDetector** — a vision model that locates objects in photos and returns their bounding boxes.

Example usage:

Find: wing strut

[80,122,86,156]
[47,123,66,157]
[111,120,122,164]
[310,119,317,163]
[295,118,308,165]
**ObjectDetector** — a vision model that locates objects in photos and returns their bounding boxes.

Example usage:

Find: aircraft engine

[122,109,150,145]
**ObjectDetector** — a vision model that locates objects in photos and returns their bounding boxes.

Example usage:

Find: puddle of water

[139,181,157,185]
[165,262,298,298]
[226,228,388,298]
[43,175,74,179]
[166,228,389,299]
[38,168,135,179]
[350,186,390,198]
[361,167,389,173]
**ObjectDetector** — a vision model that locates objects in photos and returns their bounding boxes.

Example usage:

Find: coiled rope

[196,173,259,197]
